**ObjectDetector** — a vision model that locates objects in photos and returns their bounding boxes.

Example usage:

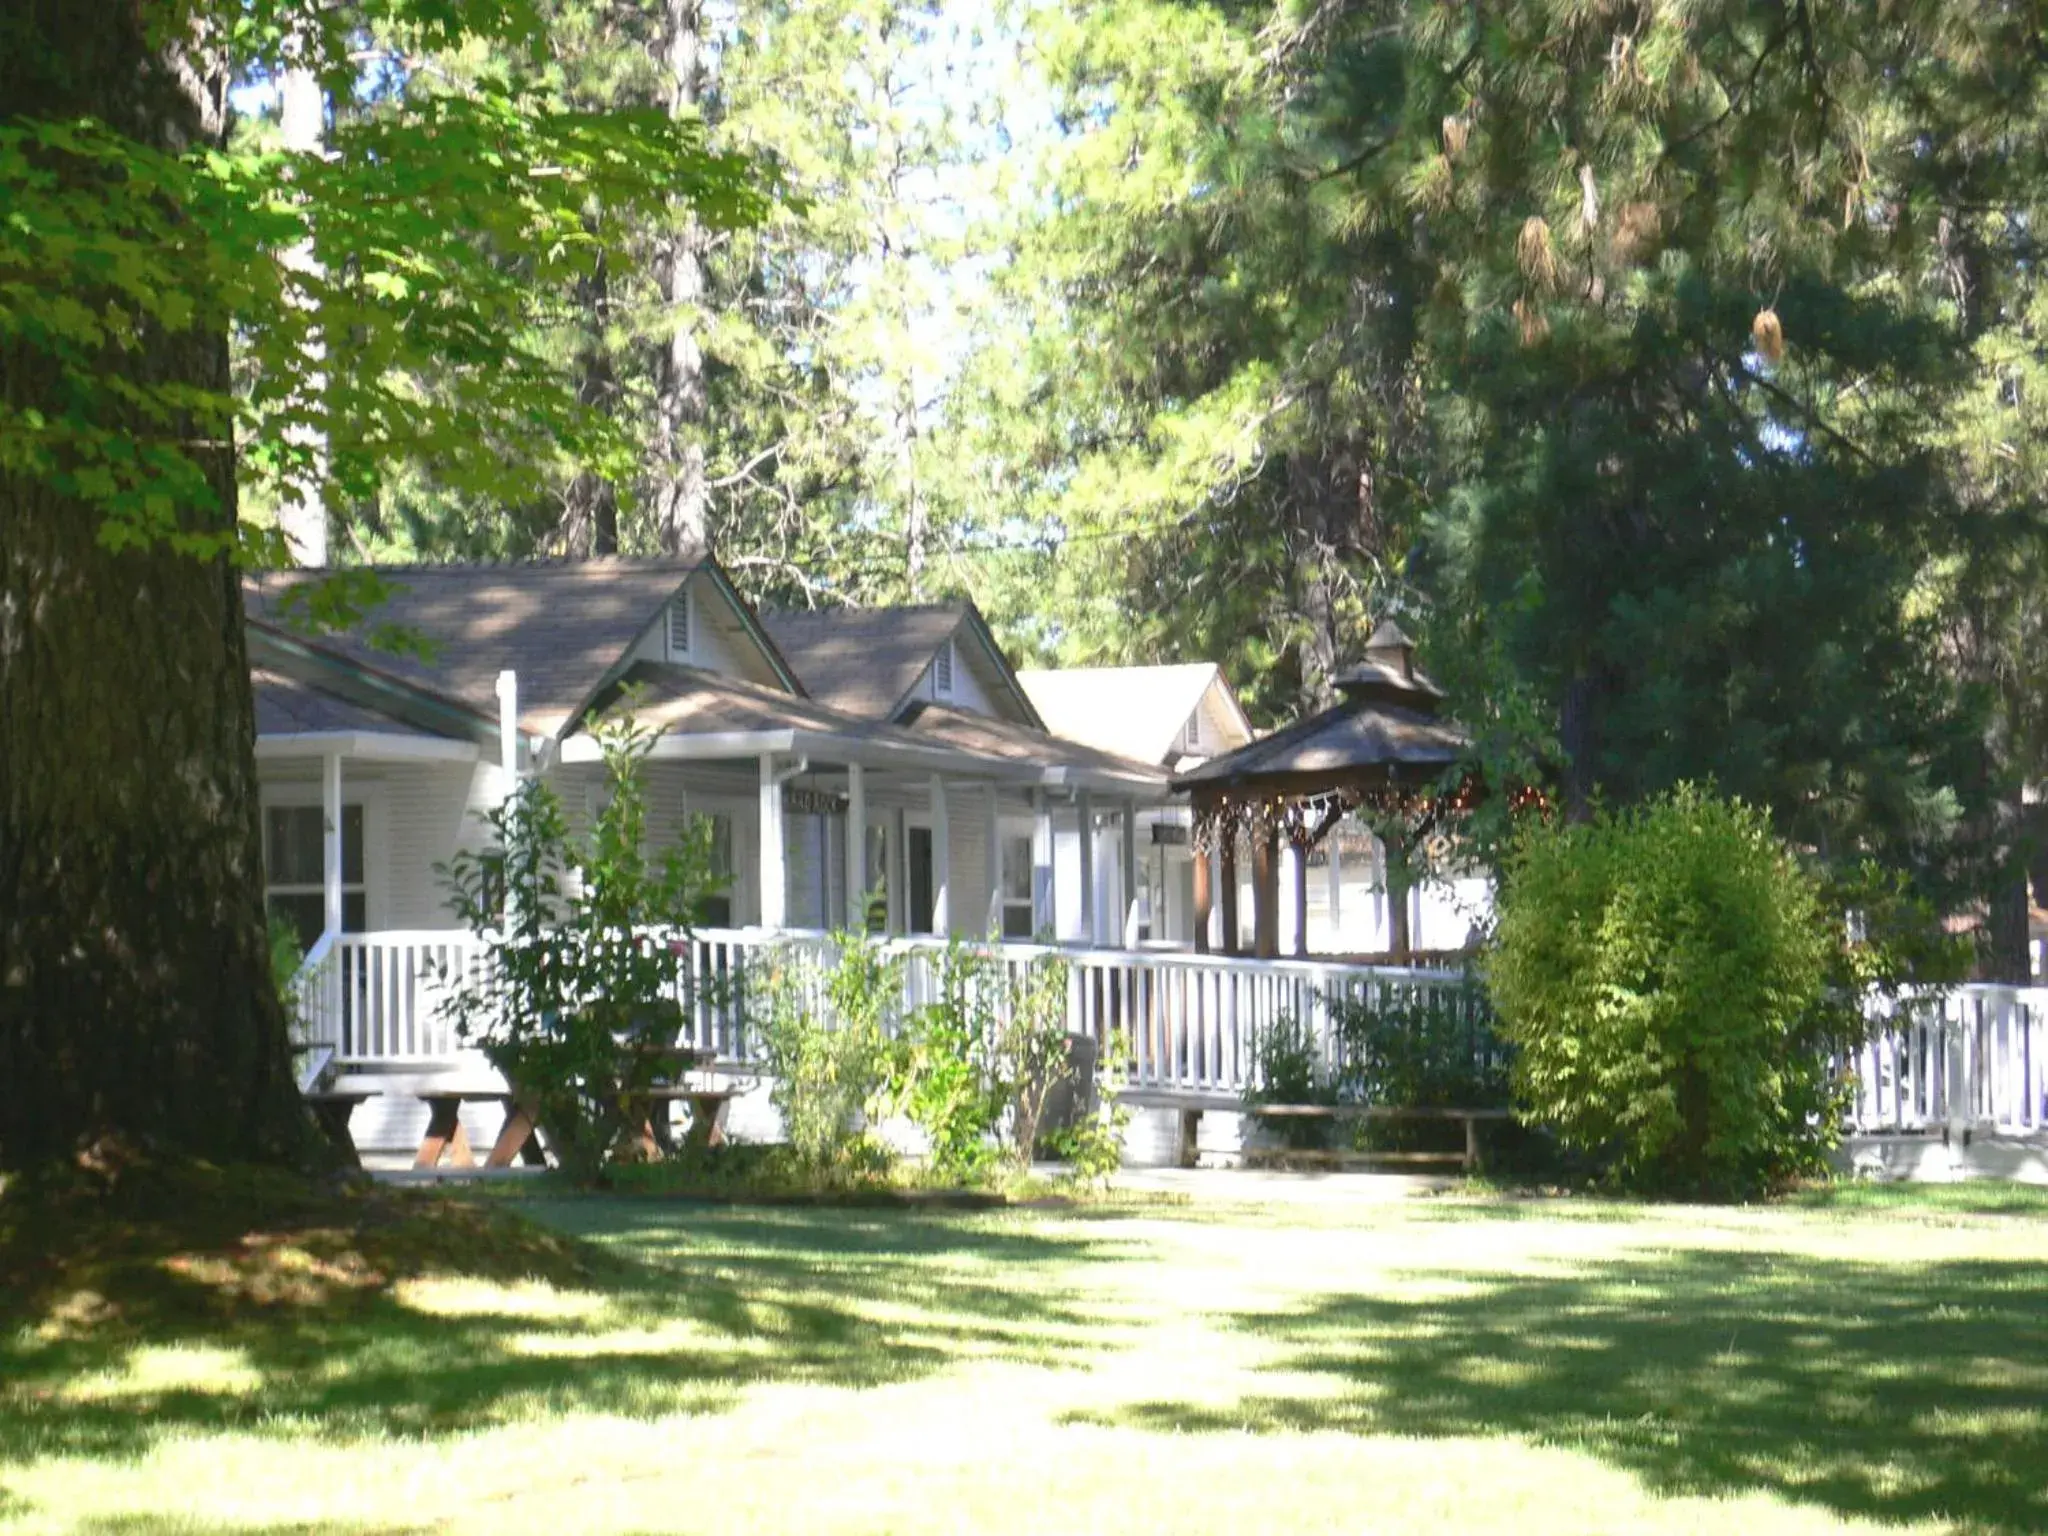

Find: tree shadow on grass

[1069,1247,2048,1534]
[0,1197,1124,1468]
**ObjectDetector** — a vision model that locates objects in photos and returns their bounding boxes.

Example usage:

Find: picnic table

[615,1043,736,1159]
[411,1041,737,1168]
[303,1088,379,1168]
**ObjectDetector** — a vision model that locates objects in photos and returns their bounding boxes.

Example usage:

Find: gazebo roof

[1171,620,1469,795]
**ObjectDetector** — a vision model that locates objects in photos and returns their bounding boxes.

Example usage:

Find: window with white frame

[666,590,691,661]
[933,637,954,697]
[263,803,365,951]
[1183,712,1202,752]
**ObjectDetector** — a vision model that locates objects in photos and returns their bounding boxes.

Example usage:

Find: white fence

[1846,986,2048,1137]
[291,929,2048,1134]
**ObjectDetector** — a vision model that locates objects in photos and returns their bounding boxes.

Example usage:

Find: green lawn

[5,1179,2048,1534]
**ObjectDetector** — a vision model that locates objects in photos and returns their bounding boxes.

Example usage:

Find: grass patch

[3,1172,2045,1533]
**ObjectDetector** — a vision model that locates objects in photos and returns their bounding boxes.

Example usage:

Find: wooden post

[1253,824,1280,959]
[1192,839,1213,955]
[1386,830,1413,963]
[1219,825,1241,957]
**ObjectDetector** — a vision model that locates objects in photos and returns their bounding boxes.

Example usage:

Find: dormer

[626,567,791,692]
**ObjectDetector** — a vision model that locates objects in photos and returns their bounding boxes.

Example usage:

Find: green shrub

[437,709,725,1183]
[1242,1014,1332,1148]
[1330,984,1509,1110]
[1487,784,1842,1197]
[757,932,900,1181]
[1043,1031,1133,1183]
[888,942,1075,1181]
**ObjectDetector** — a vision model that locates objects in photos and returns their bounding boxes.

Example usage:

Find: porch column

[758,754,787,930]
[1120,799,1139,946]
[929,774,951,934]
[1327,830,1344,949]
[1219,829,1241,957]
[1290,840,1310,957]
[985,782,1002,936]
[1253,823,1280,959]
[845,762,866,927]
[1077,790,1096,946]
[889,806,908,933]
[322,750,343,937]
[1031,789,1053,936]
[1192,837,1213,955]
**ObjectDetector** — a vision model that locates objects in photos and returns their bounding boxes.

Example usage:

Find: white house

[247,555,1179,962]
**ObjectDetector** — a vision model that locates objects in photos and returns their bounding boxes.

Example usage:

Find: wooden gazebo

[1171,622,1471,961]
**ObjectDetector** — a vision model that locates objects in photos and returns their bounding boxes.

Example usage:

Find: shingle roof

[252,668,456,738]
[593,660,937,748]
[1016,663,1233,765]
[243,557,720,734]
[1172,698,1468,790]
[895,701,1169,791]
[757,603,972,720]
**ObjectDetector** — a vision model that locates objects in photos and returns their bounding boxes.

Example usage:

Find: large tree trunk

[652,0,709,554]
[0,7,313,1168]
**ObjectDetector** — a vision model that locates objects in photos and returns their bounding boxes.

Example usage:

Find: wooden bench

[415,1089,546,1170]
[1242,1105,1513,1172]
[304,1089,379,1168]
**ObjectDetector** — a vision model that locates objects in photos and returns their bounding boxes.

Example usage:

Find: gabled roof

[758,601,1042,727]
[895,701,1170,794]
[1172,699,1467,792]
[252,666,457,738]
[243,555,802,736]
[1016,662,1250,765]
[247,617,502,742]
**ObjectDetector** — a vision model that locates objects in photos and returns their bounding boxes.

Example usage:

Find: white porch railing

[1845,986,2048,1137]
[294,929,492,1061]
[291,926,1484,1097]
[290,928,2048,1134]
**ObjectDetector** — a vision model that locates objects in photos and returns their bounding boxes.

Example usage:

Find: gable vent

[666,590,690,660]
[934,637,955,697]
[1184,714,1201,751]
